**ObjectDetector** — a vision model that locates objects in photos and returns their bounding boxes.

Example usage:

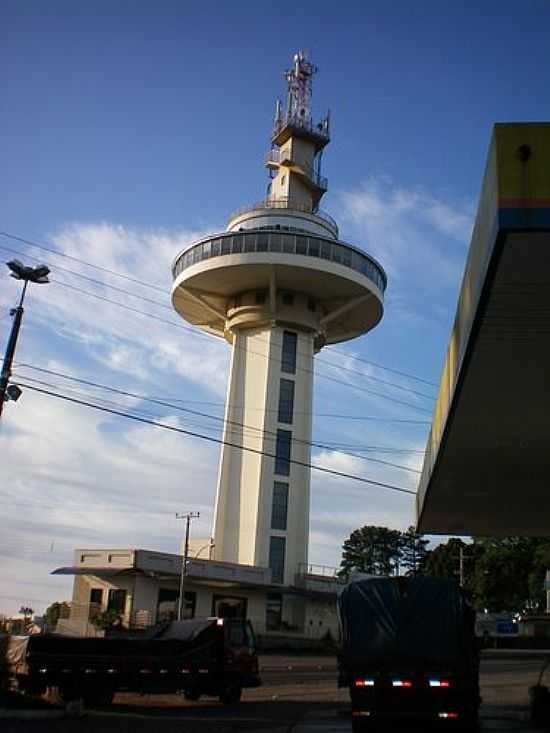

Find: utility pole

[0,259,50,419]
[176,511,200,620]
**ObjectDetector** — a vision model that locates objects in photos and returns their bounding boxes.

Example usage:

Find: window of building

[157,588,178,622]
[271,481,289,530]
[275,429,292,476]
[266,593,283,631]
[256,291,266,304]
[282,292,294,306]
[307,298,316,312]
[107,589,127,615]
[257,232,268,251]
[278,378,295,424]
[89,588,103,605]
[269,537,286,584]
[212,595,248,619]
[281,331,297,374]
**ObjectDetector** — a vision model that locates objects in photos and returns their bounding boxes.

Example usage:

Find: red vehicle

[7,617,260,706]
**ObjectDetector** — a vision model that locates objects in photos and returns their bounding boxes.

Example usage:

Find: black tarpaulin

[338,576,476,670]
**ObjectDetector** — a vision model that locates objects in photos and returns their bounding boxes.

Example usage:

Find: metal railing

[264,151,328,189]
[229,198,338,234]
[298,562,340,578]
[172,229,386,294]
[272,113,330,142]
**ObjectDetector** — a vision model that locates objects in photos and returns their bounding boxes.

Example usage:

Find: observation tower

[171,51,386,587]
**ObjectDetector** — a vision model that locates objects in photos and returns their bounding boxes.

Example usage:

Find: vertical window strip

[269,536,286,584]
[281,331,297,374]
[278,378,295,424]
[271,481,289,531]
[275,429,292,476]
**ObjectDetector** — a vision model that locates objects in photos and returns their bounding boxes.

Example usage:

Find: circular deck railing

[172,229,386,293]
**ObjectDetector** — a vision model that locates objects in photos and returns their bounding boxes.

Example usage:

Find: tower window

[271,481,289,531]
[275,429,292,476]
[307,298,316,312]
[282,292,294,306]
[278,378,295,425]
[269,537,286,584]
[281,331,297,374]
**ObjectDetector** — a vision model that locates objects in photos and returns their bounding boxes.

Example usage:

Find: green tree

[44,601,71,630]
[340,525,403,579]
[91,608,123,632]
[469,537,542,612]
[400,526,429,575]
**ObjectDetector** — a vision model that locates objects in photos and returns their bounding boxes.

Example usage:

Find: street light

[0,259,50,418]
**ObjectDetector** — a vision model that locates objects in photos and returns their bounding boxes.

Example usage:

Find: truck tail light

[392,679,412,688]
[438,712,459,719]
[354,679,375,687]
[429,679,451,688]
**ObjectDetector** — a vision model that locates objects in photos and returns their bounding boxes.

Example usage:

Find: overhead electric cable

[2,238,434,402]
[13,364,422,474]
[16,381,417,496]
[26,275,431,413]
[0,230,437,390]
[0,231,166,293]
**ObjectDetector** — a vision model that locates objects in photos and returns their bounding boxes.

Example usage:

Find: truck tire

[82,688,115,707]
[58,685,80,703]
[183,689,201,701]
[219,683,242,705]
[351,716,371,732]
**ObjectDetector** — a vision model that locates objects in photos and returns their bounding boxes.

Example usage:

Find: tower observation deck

[171,51,386,598]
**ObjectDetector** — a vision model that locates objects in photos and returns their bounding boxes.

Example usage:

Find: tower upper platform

[171,51,386,348]
[171,227,385,345]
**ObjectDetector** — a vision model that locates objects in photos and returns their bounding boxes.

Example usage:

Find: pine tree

[339,525,403,579]
[400,526,429,575]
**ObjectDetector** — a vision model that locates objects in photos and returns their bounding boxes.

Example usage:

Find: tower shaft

[213,306,314,586]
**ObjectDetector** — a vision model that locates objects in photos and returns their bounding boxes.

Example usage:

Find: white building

[55,52,385,642]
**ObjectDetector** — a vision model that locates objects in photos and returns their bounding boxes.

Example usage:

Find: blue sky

[1,1,549,615]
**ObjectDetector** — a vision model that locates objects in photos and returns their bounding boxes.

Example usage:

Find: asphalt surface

[1,654,548,732]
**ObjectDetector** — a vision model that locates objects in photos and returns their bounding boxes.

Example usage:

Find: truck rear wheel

[219,683,242,705]
[351,716,372,732]
[82,687,115,707]
[183,688,201,701]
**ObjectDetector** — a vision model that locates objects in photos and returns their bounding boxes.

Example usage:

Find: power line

[16,381,417,496]
[13,365,422,474]
[0,242,171,312]
[0,231,166,293]
[0,230,436,391]
[25,275,431,414]
[0,357,431,426]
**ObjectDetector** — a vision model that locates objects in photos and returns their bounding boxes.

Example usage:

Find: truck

[338,576,480,729]
[4,617,260,706]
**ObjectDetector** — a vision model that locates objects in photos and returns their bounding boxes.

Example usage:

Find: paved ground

[1,654,548,732]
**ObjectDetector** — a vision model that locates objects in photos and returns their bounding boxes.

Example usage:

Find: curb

[0,707,67,720]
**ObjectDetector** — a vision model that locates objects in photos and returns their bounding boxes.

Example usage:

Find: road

[1,654,547,732]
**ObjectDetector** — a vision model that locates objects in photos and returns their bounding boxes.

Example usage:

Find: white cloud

[0,387,219,614]
[338,177,473,290]
[0,196,453,614]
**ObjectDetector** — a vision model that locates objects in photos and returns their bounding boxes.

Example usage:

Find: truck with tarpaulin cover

[338,576,480,729]
[3,617,260,706]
